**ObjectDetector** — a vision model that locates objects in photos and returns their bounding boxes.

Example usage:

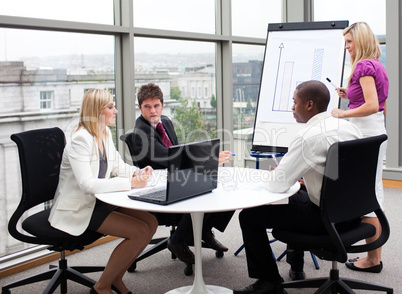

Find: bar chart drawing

[312,48,324,80]
[271,46,327,113]
[276,61,293,111]
[272,43,295,112]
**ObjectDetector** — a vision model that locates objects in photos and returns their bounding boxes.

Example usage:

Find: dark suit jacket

[132,115,179,169]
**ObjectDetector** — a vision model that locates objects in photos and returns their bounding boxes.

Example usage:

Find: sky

[0,0,386,61]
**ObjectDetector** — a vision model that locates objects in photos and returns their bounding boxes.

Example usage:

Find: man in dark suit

[132,83,234,265]
[132,111,178,169]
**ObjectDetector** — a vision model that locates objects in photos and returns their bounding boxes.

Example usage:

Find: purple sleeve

[353,60,376,80]
[347,60,388,111]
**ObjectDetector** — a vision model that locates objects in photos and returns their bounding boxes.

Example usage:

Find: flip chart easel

[251,20,349,154]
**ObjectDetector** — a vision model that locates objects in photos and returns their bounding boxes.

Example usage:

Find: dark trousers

[239,191,325,283]
[176,211,235,241]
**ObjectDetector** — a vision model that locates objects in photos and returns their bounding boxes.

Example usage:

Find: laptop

[127,138,220,205]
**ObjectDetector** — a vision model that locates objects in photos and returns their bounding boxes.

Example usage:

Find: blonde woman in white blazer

[49,89,158,294]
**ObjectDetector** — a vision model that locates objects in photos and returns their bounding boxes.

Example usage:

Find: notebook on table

[128,138,220,205]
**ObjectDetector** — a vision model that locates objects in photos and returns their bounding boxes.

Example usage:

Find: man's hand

[219,150,233,165]
[298,178,307,193]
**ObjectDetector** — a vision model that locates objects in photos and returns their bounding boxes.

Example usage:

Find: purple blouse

[346,59,388,111]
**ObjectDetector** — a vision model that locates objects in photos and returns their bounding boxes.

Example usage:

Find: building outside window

[107,87,116,100]
[40,91,53,109]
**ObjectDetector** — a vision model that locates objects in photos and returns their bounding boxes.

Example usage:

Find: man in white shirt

[234,80,362,294]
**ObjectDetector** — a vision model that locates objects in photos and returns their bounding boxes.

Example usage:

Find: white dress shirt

[265,112,362,206]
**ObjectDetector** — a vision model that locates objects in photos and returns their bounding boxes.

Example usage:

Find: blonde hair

[343,22,382,84]
[77,89,112,139]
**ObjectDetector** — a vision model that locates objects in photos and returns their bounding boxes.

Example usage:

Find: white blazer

[49,127,136,236]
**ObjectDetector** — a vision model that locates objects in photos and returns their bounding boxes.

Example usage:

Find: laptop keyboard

[141,189,167,201]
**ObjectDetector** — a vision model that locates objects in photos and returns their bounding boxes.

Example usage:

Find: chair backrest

[120,132,139,166]
[320,134,389,255]
[9,127,66,243]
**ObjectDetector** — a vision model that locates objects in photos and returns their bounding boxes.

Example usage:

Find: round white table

[95,167,300,294]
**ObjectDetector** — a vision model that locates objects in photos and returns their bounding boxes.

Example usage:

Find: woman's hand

[336,87,347,99]
[131,166,153,188]
[218,150,233,165]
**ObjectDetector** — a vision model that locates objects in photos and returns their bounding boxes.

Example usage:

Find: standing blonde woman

[49,89,158,294]
[331,22,388,273]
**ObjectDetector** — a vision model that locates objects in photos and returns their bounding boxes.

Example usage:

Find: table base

[165,285,232,294]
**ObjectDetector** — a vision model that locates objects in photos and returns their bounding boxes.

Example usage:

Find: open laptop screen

[166,138,220,202]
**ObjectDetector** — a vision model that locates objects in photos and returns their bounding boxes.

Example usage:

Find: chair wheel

[184,263,193,276]
[127,262,137,272]
[216,251,224,258]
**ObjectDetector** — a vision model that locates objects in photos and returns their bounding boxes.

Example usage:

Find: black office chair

[119,133,185,273]
[2,128,105,294]
[272,134,393,293]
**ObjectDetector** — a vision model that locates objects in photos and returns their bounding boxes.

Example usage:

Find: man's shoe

[289,268,305,281]
[202,230,228,252]
[233,279,287,294]
[345,261,382,273]
[167,238,195,264]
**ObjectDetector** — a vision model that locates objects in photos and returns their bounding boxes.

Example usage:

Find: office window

[0,0,114,24]
[232,0,282,38]
[0,29,115,257]
[133,0,215,34]
[134,37,217,144]
[107,87,116,101]
[313,0,386,35]
[40,91,53,109]
[232,44,265,131]
[205,87,208,97]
